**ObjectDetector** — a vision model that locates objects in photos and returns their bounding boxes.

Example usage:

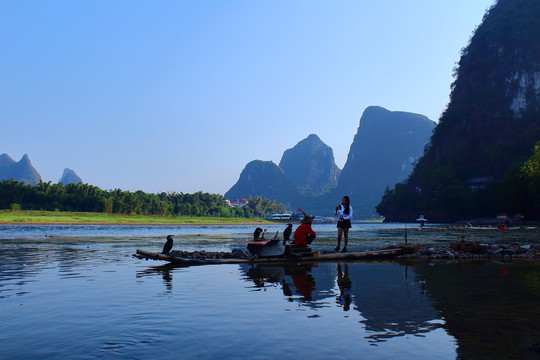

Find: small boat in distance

[416,215,428,228]
[270,213,292,220]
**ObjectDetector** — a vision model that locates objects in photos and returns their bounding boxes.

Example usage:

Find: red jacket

[292,223,316,248]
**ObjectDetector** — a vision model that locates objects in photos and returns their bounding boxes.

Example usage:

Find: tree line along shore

[0,180,286,220]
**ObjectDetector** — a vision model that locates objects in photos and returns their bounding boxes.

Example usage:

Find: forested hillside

[377,0,540,222]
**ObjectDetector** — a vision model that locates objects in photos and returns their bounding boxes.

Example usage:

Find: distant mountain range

[225,106,436,218]
[0,153,82,185]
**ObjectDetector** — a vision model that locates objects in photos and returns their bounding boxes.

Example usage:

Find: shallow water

[1,224,539,359]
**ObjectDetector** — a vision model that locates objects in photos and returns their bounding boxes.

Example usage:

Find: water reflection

[136,264,176,292]
[245,263,319,301]
[241,263,335,308]
[3,231,540,359]
[336,263,352,311]
[240,261,441,343]
[0,239,128,299]
[416,261,540,360]
[238,260,540,358]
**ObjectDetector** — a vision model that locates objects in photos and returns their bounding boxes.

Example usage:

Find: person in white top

[335,196,353,253]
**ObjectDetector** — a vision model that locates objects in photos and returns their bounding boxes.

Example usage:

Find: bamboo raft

[135,246,415,266]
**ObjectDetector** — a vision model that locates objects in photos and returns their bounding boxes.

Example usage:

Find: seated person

[292,215,316,248]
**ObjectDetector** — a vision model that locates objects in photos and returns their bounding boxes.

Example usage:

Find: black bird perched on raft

[161,235,174,254]
[253,227,263,240]
[283,223,293,243]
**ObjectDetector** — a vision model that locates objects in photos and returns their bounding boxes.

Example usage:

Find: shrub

[10,203,21,211]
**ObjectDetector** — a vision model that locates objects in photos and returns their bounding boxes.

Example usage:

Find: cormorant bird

[283,223,293,243]
[253,227,263,240]
[161,235,174,254]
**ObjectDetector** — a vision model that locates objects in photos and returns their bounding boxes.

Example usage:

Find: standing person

[335,196,352,252]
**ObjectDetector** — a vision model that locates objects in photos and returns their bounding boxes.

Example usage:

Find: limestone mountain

[0,153,16,168]
[226,116,435,217]
[58,168,83,185]
[338,106,435,218]
[225,160,298,208]
[279,134,340,196]
[0,153,41,184]
[377,0,540,221]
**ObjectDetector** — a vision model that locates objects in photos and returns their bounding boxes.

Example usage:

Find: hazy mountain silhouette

[225,160,298,209]
[58,168,83,185]
[279,134,340,196]
[339,106,435,217]
[226,108,434,217]
[0,153,41,185]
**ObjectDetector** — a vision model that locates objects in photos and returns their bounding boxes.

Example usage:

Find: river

[1,223,539,359]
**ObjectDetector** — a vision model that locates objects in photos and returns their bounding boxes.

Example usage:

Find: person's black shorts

[337,219,351,229]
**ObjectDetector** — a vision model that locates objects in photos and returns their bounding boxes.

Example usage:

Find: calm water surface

[1,224,539,359]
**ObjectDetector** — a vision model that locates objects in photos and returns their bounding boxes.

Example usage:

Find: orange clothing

[292,223,316,248]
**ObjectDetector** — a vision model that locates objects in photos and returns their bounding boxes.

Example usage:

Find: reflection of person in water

[243,263,317,301]
[336,263,352,311]
[292,270,316,301]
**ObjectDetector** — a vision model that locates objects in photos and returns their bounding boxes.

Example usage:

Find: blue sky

[1,0,495,195]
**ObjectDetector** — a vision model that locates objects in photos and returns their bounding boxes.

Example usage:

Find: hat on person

[301,215,315,224]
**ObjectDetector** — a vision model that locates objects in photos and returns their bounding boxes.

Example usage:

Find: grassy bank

[0,210,272,225]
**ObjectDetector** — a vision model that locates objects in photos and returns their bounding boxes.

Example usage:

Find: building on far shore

[228,199,249,208]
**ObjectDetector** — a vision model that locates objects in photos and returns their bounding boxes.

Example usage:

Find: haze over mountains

[0,153,82,185]
[225,106,436,217]
[228,0,540,222]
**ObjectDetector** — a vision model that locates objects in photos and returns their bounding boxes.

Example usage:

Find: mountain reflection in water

[3,231,540,359]
[240,262,442,344]
[237,260,540,359]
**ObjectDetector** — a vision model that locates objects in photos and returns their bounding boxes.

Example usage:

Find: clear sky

[1,0,495,195]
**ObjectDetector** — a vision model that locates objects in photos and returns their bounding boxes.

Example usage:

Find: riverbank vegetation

[0,210,273,225]
[377,141,540,222]
[0,180,286,220]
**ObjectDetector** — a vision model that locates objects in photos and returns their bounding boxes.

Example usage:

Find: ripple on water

[1,225,540,359]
